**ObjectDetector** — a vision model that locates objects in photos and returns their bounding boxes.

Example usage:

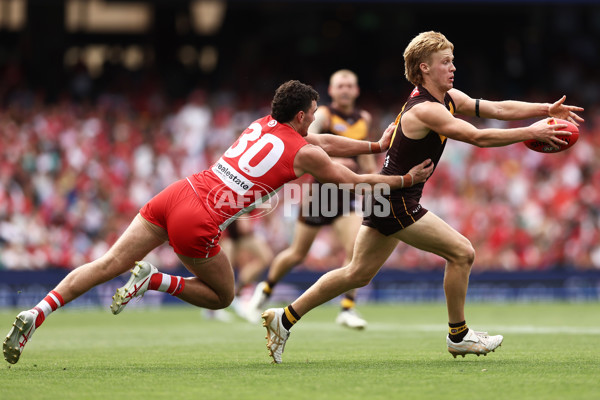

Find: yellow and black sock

[281,305,300,330]
[340,294,355,311]
[263,281,275,298]
[448,321,468,343]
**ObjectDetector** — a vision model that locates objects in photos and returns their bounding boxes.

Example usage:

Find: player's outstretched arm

[449,89,584,124]
[305,123,396,157]
[413,101,571,149]
[293,144,433,190]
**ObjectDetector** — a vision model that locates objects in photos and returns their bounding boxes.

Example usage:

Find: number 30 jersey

[188,115,308,229]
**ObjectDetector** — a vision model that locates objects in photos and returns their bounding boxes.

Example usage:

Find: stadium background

[0,0,599,306]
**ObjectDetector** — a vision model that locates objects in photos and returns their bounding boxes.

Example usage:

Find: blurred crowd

[1,88,599,272]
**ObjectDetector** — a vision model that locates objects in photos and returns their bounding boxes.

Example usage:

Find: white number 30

[223,123,285,177]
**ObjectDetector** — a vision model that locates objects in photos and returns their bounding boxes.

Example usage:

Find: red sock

[148,273,185,296]
[33,290,65,328]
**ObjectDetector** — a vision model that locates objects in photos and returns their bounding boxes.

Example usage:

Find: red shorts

[140,179,222,258]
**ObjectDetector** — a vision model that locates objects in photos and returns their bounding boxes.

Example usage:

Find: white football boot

[245,282,270,324]
[262,308,290,364]
[447,329,504,358]
[202,309,234,322]
[335,309,367,330]
[110,261,157,315]
[3,310,38,364]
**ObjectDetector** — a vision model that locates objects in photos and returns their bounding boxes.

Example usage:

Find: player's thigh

[103,214,167,274]
[178,250,235,294]
[331,212,362,252]
[392,211,472,261]
[347,225,399,279]
[288,221,322,257]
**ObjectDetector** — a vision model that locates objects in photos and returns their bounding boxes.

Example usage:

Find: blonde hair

[403,31,454,86]
[329,69,358,86]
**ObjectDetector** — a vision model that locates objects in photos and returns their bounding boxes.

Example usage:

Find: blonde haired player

[3,80,433,364]
[262,32,584,364]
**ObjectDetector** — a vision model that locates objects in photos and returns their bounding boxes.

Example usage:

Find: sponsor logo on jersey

[212,158,254,195]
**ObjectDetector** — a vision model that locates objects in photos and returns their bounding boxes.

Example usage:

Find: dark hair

[271,80,319,123]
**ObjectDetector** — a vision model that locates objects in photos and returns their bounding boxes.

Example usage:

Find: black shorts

[297,186,356,227]
[361,192,428,236]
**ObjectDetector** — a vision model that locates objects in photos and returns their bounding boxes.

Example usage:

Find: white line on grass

[297,322,600,335]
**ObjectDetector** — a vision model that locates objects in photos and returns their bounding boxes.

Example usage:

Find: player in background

[3,80,434,364]
[247,70,376,329]
[261,32,585,364]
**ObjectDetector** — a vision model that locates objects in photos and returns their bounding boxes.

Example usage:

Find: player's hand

[378,123,397,151]
[407,159,434,185]
[529,118,570,150]
[548,95,584,126]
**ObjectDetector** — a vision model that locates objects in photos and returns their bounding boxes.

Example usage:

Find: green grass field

[1,302,599,400]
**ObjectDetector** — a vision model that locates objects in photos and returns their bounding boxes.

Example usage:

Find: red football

[523,118,579,153]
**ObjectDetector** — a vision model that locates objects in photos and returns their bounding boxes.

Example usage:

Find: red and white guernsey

[188,115,308,229]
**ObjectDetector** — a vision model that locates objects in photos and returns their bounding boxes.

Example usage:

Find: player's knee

[346,267,375,288]
[219,290,235,308]
[209,291,234,309]
[286,249,308,266]
[449,240,475,267]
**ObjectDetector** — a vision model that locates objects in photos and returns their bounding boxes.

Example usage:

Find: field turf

[1,302,598,399]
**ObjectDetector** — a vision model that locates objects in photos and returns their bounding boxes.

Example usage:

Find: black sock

[281,305,300,330]
[448,321,468,343]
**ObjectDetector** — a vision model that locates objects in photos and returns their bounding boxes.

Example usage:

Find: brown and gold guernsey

[363,85,456,235]
[383,85,455,201]
[326,106,369,140]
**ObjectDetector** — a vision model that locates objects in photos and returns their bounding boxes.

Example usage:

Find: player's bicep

[418,105,479,143]
[449,89,476,116]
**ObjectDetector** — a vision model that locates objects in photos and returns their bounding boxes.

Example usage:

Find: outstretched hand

[548,96,585,126]
[529,118,570,150]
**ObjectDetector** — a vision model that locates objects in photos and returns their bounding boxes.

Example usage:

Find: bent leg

[177,250,235,310]
[393,212,475,324]
[266,221,320,283]
[54,214,166,304]
[291,225,399,316]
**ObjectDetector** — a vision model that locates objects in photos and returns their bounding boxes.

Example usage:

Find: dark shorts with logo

[361,193,428,236]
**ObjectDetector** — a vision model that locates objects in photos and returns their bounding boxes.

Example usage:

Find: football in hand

[523,118,579,153]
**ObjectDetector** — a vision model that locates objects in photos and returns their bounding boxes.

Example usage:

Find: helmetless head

[403,31,454,87]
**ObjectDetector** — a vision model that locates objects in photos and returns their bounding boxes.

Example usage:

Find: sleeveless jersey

[382,86,456,202]
[298,105,369,225]
[324,105,369,140]
[189,115,308,230]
